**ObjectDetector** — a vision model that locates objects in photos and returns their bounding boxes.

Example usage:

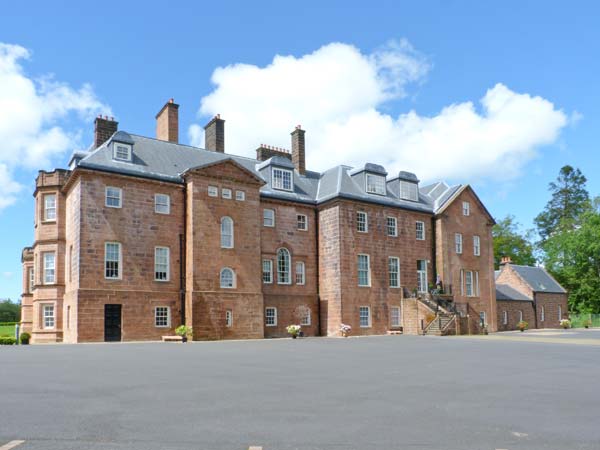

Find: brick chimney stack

[500,256,513,266]
[291,125,306,175]
[94,115,118,148]
[156,98,179,143]
[204,114,225,152]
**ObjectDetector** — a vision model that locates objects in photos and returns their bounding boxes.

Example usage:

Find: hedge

[0,336,17,345]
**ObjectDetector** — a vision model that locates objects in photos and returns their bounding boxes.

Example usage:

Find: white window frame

[357,254,371,287]
[359,306,371,328]
[104,242,122,280]
[265,307,277,326]
[473,235,481,256]
[297,214,308,231]
[220,267,236,289]
[154,246,170,282]
[272,167,293,191]
[465,271,474,297]
[400,181,418,201]
[365,173,386,195]
[154,306,171,328]
[43,252,56,285]
[105,187,122,208]
[262,259,273,284]
[295,261,305,285]
[558,305,562,321]
[154,194,170,214]
[277,248,291,285]
[43,194,57,222]
[390,306,401,328]
[455,233,463,254]
[221,188,232,199]
[386,217,397,237]
[28,267,34,293]
[416,221,425,241]
[208,186,218,197]
[503,310,508,325]
[220,216,234,249]
[263,209,275,227]
[541,305,545,322]
[113,143,132,162]
[226,309,233,327]
[42,303,55,329]
[479,311,486,325]
[519,310,523,322]
[301,308,311,326]
[235,190,245,201]
[388,256,400,288]
[462,201,470,216]
[357,211,368,233]
[417,260,428,293]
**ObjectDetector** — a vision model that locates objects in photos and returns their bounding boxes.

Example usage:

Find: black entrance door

[104,304,122,342]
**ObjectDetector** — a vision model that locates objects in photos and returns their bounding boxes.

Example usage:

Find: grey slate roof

[496,284,533,302]
[75,131,465,213]
[511,265,567,294]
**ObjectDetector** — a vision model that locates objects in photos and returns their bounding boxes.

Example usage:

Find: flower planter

[292,335,297,339]
[181,336,188,343]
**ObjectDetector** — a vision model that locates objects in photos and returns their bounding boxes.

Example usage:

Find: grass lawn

[0,324,16,337]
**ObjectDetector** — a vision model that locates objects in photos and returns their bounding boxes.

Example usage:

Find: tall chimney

[291,125,305,175]
[156,98,179,143]
[94,115,118,148]
[204,114,225,152]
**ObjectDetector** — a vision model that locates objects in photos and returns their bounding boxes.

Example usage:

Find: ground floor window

[417,260,427,293]
[265,307,277,326]
[301,308,311,326]
[540,305,545,322]
[359,306,371,328]
[518,310,523,322]
[479,311,486,326]
[155,306,170,327]
[390,306,401,327]
[558,305,562,321]
[226,309,233,327]
[502,310,508,325]
[43,304,55,329]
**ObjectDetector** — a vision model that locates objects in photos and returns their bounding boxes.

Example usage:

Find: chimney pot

[156,99,179,143]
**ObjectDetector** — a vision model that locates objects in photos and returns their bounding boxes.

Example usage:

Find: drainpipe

[179,185,187,326]
[315,208,321,336]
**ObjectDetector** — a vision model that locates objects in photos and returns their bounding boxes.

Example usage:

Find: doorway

[104,304,122,342]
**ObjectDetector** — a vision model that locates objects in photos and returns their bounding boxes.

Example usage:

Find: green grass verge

[0,324,16,337]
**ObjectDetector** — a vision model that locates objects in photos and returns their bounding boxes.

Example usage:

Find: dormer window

[113,143,132,162]
[366,174,386,195]
[400,181,418,201]
[272,167,293,191]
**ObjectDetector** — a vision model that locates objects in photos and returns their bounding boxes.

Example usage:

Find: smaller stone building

[495,258,568,330]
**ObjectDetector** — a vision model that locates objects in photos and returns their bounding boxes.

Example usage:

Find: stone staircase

[423,313,456,336]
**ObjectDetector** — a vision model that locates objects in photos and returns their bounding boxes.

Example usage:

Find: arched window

[221,217,234,248]
[277,248,291,284]
[220,268,235,288]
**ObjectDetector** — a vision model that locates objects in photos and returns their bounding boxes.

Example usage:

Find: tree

[0,299,20,322]
[542,210,600,313]
[534,165,591,241]
[492,215,536,269]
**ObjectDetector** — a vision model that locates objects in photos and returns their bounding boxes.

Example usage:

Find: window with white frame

[220,268,235,288]
[28,267,34,293]
[295,261,305,285]
[473,235,481,256]
[463,270,479,297]
[235,190,245,201]
[356,211,368,233]
[417,260,428,293]
[455,233,463,254]
[272,167,293,191]
[519,310,523,322]
[503,310,508,325]
[263,209,275,227]
[366,174,386,195]
[104,242,121,279]
[208,186,218,197]
[222,188,232,199]
[221,217,234,248]
[43,304,55,329]
[400,181,418,201]
[301,308,311,326]
[155,306,170,327]
[155,194,170,214]
[154,247,169,281]
[416,221,425,240]
[226,309,233,327]
[265,307,277,326]
[105,187,122,208]
[479,311,486,325]
[297,214,308,231]
[390,306,401,327]
[43,252,55,284]
[44,194,56,221]
[388,257,400,288]
[357,254,370,287]
[541,305,545,322]
[558,305,562,321]
[277,248,291,284]
[359,306,371,328]
[113,144,132,162]
[386,217,397,237]
[462,201,470,216]
[262,259,273,284]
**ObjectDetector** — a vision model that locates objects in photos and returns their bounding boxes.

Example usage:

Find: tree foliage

[0,299,20,322]
[492,215,536,269]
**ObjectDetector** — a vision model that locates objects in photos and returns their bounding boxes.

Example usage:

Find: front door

[104,304,122,342]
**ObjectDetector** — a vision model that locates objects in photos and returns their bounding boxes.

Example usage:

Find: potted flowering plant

[517,320,528,332]
[286,324,301,339]
[19,332,31,345]
[340,323,351,337]
[560,319,571,329]
[175,325,193,343]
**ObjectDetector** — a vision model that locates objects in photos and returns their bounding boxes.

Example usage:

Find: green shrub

[0,336,17,345]
[175,325,193,337]
[20,332,31,344]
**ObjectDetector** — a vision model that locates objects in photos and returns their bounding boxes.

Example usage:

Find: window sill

[41,220,57,224]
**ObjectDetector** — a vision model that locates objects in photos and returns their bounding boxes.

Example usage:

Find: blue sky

[1,1,598,301]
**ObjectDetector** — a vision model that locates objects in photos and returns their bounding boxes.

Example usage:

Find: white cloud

[0,43,110,211]
[191,41,568,183]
